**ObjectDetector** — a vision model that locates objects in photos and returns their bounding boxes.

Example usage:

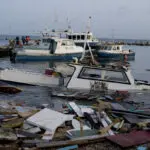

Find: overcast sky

[0,0,150,39]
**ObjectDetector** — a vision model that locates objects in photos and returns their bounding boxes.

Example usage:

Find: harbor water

[0,43,150,109]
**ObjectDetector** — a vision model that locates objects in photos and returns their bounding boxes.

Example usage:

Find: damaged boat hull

[0,68,60,87]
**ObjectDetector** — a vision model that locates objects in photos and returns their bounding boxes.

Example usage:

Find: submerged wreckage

[0,62,150,91]
[66,63,150,91]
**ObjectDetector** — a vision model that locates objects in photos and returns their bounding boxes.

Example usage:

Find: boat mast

[87,16,91,33]
[66,17,72,32]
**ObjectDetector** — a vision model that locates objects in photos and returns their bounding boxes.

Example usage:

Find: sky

[0,0,150,39]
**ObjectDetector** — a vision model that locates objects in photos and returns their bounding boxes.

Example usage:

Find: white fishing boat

[96,44,135,61]
[46,17,99,50]
[65,63,150,91]
[0,67,61,87]
[43,28,99,50]
[10,37,84,62]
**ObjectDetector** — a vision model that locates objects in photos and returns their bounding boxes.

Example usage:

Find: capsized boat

[10,37,84,62]
[0,67,61,87]
[96,44,135,61]
[65,63,150,91]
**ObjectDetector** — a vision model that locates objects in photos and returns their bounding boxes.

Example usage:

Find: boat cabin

[48,38,83,54]
[66,32,93,41]
[98,45,123,51]
[23,37,83,54]
[66,64,138,91]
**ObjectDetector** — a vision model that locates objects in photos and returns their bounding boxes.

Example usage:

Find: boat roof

[66,32,93,36]
[68,62,129,72]
[52,37,74,42]
[42,36,75,43]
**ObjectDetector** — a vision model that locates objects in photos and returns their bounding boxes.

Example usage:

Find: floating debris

[0,90,149,149]
[0,81,22,94]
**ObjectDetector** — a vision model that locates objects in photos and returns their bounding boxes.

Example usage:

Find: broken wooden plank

[36,134,106,148]
[15,129,41,138]
[107,109,150,118]
[1,118,24,128]
[22,139,47,148]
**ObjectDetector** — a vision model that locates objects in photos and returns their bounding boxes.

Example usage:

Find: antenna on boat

[87,16,91,33]
[111,29,115,43]
[66,17,72,32]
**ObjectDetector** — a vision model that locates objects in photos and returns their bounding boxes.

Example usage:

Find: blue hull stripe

[97,52,135,60]
[16,53,82,61]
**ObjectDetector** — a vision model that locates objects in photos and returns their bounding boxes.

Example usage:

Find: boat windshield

[78,67,129,84]
[100,46,112,50]
[61,40,74,46]
[67,33,92,41]
[112,45,120,50]
[81,35,85,40]
[42,38,51,43]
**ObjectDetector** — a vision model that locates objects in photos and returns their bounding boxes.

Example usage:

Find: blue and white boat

[10,37,84,62]
[96,44,135,61]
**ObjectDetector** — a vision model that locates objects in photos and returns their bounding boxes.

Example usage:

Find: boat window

[104,46,108,50]
[81,35,85,40]
[113,46,117,50]
[42,39,51,43]
[73,35,76,40]
[77,35,80,40]
[78,67,129,84]
[108,46,112,50]
[49,39,57,54]
[79,68,101,79]
[117,46,120,50]
[68,35,72,39]
[42,39,47,43]
[104,70,129,83]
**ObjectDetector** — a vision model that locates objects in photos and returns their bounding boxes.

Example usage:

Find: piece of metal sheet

[106,131,150,148]
[27,108,74,139]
